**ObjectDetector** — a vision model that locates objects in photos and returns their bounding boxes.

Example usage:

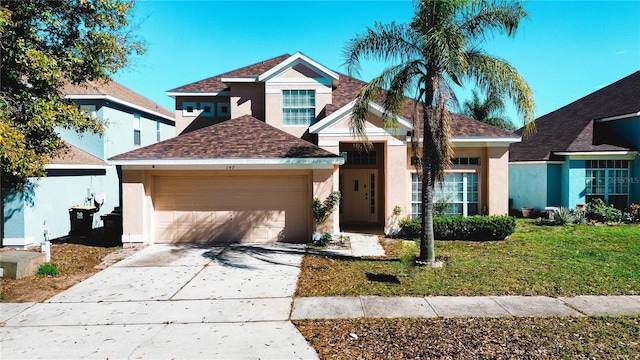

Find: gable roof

[46,143,108,169]
[166,54,292,94]
[109,115,341,164]
[510,71,640,161]
[62,80,175,122]
[168,53,519,139]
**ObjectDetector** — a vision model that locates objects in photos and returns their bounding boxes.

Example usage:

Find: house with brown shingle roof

[2,80,175,248]
[110,52,520,245]
[509,71,640,212]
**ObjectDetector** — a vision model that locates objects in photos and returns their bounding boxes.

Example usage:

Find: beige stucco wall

[486,146,510,215]
[121,168,339,244]
[230,83,265,121]
[312,166,341,234]
[263,65,333,138]
[121,170,150,243]
[174,96,232,134]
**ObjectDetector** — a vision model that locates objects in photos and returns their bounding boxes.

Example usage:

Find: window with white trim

[282,89,315,125]
[585,160,630,208]
[133,113,141,146]
[411,172,479,218]
[182,102,197,117]
[80,105,96,118]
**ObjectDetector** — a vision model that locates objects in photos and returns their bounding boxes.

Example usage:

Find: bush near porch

[397,215,515,240]
[296,219,640,297]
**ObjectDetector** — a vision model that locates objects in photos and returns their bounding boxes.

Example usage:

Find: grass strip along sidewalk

[296,220,640,297]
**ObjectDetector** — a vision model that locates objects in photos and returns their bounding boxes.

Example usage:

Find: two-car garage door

[154,174,309,244]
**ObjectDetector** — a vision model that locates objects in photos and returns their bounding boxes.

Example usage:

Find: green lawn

[296,220,640,297]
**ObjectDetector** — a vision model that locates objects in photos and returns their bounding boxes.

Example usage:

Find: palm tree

[344,0,535,265]
[463,89,516,131]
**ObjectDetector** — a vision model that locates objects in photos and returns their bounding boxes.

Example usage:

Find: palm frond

[343,21,420,77]
[465,50,535,134]
[460,0,528,41]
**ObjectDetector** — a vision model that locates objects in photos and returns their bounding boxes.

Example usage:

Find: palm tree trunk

[418,80,436,264]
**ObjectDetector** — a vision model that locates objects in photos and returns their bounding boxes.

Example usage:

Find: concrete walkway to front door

[1,243,318,360]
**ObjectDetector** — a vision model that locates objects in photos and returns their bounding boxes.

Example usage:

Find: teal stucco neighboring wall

[606,117,640,148]
[509,163,549,211]
[562,159,586,209]
[547,164,563,207]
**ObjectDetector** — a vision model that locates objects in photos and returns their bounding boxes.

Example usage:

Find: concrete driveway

[1,243,318,360]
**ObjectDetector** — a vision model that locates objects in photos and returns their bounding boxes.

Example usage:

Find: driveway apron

[1,243,318,360]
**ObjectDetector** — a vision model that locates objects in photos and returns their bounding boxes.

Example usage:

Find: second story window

[156,120,161,142]
[282,90,315,126]
[80,105,96,118]
[133,113,141,146]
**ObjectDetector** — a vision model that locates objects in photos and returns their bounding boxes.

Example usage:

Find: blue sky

[113,0,640,127]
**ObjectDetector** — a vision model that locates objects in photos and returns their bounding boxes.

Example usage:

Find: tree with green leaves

[344,0,534,266]
[462,89,516,131]
[0,0,144,189]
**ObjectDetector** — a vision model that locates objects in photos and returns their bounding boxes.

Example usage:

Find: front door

[342,169,377,222]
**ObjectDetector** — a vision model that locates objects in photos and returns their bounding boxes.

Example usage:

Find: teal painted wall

[509,163,549,211]
[2,187,27,239]
[632,157,640,205]
[562,159,586,209]
[547,164,563,206]
[2,100,175,247]
[607,117,640,148]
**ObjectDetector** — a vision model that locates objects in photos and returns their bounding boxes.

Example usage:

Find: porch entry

[341,169,378,222]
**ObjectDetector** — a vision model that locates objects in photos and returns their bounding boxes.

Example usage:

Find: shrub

[398,215,516,241]
[433,196,452,217]
[630,203,640,223]
[313,191,341,226]
[311,232,332,247]
[37,263,59,277]
[585,198,623,223]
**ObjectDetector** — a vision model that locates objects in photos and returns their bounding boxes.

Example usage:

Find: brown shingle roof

[62,80,174,119]
[48,143,107,166]
[110,115,340,160]
[167,54,292,93]
[510,71,640,161]
[169,54,517,139]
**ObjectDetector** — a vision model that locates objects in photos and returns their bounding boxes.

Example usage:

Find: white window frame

[282,89,316,126]
[585,160,630,205]
[80,105,96,118]
[410,172,479,218]
[182,102,197,117]
[133,113,141,146]
[200,102,215,117]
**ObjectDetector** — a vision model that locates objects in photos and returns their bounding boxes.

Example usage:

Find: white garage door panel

[154,176,309,244]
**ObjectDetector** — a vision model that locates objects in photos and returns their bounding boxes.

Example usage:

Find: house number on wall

[226,166,235,170]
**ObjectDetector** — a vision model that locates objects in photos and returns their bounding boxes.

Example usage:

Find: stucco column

[121,170,147,244]
[312,167,340,234]
[487,146,510,215]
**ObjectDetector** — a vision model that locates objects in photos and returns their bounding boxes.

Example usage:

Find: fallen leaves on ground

[294,316,640,359]
[0,244,119,303]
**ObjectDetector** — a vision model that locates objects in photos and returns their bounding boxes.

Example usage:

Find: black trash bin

[100,208,123,247]
[69,206,98,236]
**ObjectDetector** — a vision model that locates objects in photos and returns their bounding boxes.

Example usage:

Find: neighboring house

[2,80,175,248]
[110,52,520,245]
[509,71,640,212]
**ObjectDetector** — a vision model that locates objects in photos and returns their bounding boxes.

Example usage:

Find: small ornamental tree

[1,0,145,189]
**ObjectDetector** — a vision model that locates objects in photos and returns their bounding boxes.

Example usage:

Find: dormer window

[182,102,197,117]
[282,90,315,126]
[201,102,215,117]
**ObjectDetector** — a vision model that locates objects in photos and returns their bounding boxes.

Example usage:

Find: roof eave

[65,94,175,123]
[109,157,344,170]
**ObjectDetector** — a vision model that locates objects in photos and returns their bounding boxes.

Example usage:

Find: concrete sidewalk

[291,295,640,319]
